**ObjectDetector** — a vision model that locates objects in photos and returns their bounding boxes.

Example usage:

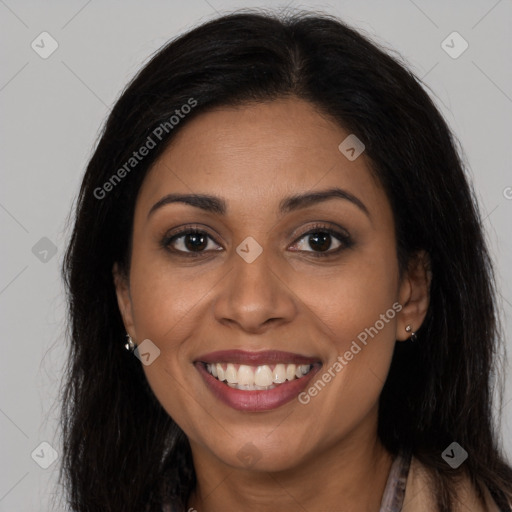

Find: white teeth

[273,364,286,383]
[205,362,313,388]
[286,364,296,381]
[254,365,273,387]
[238,365,254,386]
[225,363,237,383]
[216,363,225,382]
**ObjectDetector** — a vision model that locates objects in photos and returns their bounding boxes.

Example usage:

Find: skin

[114,97,431,512]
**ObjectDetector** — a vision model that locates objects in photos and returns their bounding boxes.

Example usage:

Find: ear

[112,262,136,339]
[395,250,432,341]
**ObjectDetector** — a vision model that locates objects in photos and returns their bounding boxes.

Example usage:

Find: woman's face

[115,97,426,472]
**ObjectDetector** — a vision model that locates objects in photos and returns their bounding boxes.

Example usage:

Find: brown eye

[306,232,335,252]
[290,224,353,257]
[163,229,222,255]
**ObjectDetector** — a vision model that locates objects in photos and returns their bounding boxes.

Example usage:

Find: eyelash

[160,223,353,259]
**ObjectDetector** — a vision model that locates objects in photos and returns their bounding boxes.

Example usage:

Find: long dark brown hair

[59,9,512,511]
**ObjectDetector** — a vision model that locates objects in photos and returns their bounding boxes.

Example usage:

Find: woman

[59,10,512,512]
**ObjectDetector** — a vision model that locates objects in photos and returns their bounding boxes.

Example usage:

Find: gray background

[0,1,511,510]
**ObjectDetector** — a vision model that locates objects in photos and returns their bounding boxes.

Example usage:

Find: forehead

[136,98,388,222]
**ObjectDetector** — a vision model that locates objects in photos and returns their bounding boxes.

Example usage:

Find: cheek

[128,249,211,340]
[127,270,199,431]
[298,307,397,445]
[290,238,399,416]
[290,238,400,347]
[126,251,224,424]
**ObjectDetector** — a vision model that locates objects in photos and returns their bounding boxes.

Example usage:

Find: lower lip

[195,362,321,412]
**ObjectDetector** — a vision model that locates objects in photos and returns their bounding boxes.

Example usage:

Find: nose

[213,244,297,334]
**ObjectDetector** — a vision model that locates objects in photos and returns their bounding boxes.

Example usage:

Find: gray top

[379,451,411,511]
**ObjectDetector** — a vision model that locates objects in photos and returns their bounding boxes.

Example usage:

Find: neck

[187,413,393,512]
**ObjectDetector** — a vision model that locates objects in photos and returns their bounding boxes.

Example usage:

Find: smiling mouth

[203,362,314,390]
[195,350,322,411]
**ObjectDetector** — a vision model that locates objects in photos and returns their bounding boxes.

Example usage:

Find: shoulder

[402,456,503,512]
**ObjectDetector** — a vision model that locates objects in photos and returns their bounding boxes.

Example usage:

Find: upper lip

[195,349,321,366]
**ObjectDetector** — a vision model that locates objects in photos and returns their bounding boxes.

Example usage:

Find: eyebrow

[147,186,370,220]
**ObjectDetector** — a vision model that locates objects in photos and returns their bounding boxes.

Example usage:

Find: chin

[207,437,309,473]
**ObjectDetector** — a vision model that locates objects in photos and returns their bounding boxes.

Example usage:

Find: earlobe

[112,262,136,338]
[395,250,431,342]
